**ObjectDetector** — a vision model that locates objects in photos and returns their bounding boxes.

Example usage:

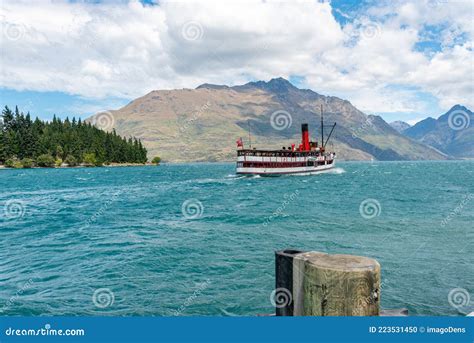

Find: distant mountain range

[402,105,473,158]
[87,78,471,162]
[389,121,411,133]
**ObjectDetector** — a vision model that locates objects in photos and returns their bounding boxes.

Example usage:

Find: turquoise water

[0,161,473,316]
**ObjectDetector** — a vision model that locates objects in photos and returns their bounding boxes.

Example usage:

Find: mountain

[403,105,473,158]
[87,78,446,162]
[390,121,411,133]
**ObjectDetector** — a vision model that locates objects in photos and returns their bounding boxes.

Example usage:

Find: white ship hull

[235,121,336,176]
[236,160,335,176]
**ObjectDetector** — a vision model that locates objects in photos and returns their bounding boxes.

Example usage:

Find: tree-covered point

[0,106,148,167]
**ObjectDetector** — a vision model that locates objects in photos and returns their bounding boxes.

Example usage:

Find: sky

[0,0,472,124]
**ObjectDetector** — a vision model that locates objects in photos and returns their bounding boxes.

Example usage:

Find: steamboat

[236,108,336,176]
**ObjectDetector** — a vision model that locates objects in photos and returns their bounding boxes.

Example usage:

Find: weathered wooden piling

[277,250,381,316]
[292,251,327,316]
[275,249,304,316]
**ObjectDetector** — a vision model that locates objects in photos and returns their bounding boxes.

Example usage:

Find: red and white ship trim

[236,123,336,176]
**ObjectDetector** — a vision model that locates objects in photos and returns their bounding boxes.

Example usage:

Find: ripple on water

[0,162,472,316]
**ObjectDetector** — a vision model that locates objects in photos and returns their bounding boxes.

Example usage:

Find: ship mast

[320,104,324,148]
[248,120,252,149]
[320,104,337,148]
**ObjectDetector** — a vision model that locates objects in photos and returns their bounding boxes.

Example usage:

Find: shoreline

[0,159,471,170]
[0,163,158,170]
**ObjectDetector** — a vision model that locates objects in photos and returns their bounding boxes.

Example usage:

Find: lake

[0,161,473,316]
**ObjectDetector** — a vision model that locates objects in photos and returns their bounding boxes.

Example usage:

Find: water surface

[0,161,473,316]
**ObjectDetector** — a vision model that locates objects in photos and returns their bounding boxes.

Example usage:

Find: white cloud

[407,43,473,109]
[406,118,426,126]
[0,0,472,114]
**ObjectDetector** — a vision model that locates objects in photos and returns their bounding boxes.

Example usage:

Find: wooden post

[275,249,304,316]
[294,252,381,316]
[305,254,380,316]
[292,251,327,316]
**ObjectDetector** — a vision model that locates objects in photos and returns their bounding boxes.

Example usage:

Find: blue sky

[1,0,472,124]
[0,88,130,122]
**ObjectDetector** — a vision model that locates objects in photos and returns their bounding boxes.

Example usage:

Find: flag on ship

[236,137,243,147]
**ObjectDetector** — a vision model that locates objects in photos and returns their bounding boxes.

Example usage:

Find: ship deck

[237,149,325,158]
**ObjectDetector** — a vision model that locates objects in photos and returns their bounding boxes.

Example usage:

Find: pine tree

[1,106,149,166]
[0,117,5,163]
[2,106,14,131]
